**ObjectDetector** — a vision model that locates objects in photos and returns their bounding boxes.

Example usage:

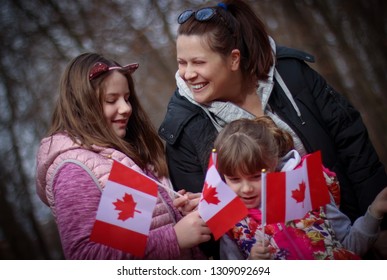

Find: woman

[36,52,210,259]
[158,0,387,257]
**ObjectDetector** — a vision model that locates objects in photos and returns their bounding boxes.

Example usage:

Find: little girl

[214,116,387,259]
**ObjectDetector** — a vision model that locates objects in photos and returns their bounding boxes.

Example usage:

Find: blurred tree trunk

[0,0,386,260]
[0,180,41,259]
[0,54,55,259]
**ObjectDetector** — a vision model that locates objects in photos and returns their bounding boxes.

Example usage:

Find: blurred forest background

[0,0,386,259]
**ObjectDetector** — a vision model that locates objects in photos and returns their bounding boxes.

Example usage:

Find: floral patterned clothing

[229,207,360,260]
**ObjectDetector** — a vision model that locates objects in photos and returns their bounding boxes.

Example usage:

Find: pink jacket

[36,133,205,259]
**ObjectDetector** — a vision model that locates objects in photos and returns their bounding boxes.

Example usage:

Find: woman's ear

[230,49,241,71]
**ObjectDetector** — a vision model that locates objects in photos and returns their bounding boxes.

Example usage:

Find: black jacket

[159,46,387,226]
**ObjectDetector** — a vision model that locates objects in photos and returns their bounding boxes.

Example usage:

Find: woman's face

[224,172,263,209]
[102,71,132,138]
[176,34,239,104]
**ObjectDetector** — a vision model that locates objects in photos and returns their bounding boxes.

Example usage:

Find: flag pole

[128,167,183,197]
[211,148,217,167]
[261,169,267,244]
[156,180,183,198]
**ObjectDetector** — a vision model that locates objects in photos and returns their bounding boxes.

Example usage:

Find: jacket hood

[35,134,85,205]
[277,149,302,171]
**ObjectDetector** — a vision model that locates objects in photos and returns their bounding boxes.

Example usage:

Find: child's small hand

[369,187,387,219]
[249,239,272,260]
[174,211,211,249]
[173,189,201,216]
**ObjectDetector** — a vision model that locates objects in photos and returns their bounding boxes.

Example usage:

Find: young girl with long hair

[36,53,210,259]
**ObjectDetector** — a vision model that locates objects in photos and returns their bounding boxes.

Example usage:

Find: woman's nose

[184,65,197,80]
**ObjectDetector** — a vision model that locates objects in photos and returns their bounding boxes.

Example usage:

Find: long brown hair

[177,0,273,80]
[48,52,168,177]
[214,116,294,176]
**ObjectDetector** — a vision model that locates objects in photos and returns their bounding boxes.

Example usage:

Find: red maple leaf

[113,193,141,221]
[291,181,306,206]
[201,182,221,205]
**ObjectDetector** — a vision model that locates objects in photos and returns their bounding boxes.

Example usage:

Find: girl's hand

[369,187,387,219]
[173,189,201,216]
[249,239,272,260]
[174,211,211,249]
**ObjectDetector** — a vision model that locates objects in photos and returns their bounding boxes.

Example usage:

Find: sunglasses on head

[177,7,218,24]
[89,62,139,80]
[177,6,234,35]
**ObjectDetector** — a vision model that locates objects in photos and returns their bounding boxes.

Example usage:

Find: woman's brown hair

[48,53,168,177]
[178,0,273,81]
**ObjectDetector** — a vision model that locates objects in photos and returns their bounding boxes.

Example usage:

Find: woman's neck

[242,93,263,117]
[234,82,263,117]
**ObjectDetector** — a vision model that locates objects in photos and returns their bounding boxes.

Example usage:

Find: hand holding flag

[173,190,201,216]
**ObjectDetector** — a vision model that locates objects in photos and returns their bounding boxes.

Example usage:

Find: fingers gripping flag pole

[90,161,159,257]
[198,150,248,240]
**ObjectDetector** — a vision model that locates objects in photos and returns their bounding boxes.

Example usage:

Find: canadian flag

[198,152,248,240]
[90,161,158,257]
[263,151,330,224]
